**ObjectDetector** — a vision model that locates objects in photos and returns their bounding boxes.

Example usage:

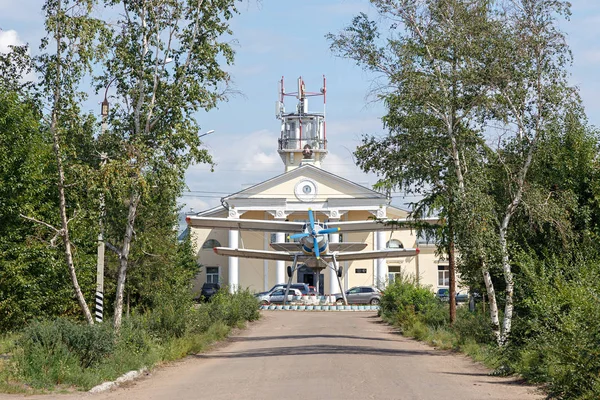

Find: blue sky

[1,0,599,213]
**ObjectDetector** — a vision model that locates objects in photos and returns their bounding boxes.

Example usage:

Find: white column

[275,232,285,283]
[263,233,269,291]
[373,232,378,286]
[228,229,239,293]
[376,230,387,288]
[328,230,341,295]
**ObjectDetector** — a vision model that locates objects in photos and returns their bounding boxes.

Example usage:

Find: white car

[258,288,303,305]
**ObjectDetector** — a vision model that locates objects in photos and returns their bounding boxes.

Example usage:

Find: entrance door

[303,274,314,286]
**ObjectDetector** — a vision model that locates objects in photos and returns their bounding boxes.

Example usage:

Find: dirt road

[2,312,544,400]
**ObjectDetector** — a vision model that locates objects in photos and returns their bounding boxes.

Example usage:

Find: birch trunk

[50,0,93,325]
[481,260,501,345]
[113,191,140,331]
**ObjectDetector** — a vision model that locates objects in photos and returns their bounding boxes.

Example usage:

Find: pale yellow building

[186,77,450,295]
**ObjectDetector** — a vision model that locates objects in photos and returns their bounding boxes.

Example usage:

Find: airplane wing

[327,217,439,232]
[329,242,368,252]
[269,242,367,252]
[334,248,419,261]
[270,242,302,252]
[187,216,304,232]
[213,247,297,261]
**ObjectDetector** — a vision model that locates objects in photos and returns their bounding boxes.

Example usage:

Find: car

[255,283,310,297]
[333,286,382,305]
[436,288,450,301]
[257,288,303,305]
[200,282,220,301]
[436,288,471,303]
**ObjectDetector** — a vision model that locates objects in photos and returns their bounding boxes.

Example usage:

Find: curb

[89,367,147,393]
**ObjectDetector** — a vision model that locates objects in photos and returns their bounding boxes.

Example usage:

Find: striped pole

[95,291,103,322]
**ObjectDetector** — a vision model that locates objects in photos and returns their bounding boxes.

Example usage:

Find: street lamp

[200,129,215,138]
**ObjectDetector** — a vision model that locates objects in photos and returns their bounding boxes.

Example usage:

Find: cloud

[0,30,23,53]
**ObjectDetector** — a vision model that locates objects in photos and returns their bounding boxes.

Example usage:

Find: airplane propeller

[287,209,340,259]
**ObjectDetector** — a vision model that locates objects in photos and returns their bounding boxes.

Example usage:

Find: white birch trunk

[113,191,140,331]
[50,0,93,325]
[481,261,501,345]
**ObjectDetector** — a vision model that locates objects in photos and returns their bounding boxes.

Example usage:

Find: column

[228,228,239,293]
[376,230,387,288]
[275,232,285,283]
[328,229,341,295]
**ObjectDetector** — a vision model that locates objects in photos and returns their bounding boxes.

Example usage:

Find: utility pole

[96,94,110,322]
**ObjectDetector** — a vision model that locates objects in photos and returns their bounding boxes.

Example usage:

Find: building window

[438,265,449,286]
[355,268,367,274]
[386,239,404,249]
[202,239,221,249]
[388,266,402,283]
[206,266,220,283]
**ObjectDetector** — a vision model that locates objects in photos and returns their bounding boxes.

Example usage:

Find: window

[386,239,404,249]
[206,266,220,284]
[202,239,221,249]
[438,265,449,286]
[355,268,367,274]
[347,287,361,294]
[388,266,402,283]
[360,287,374,293]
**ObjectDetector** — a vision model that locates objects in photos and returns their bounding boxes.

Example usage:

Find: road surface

[2,312,543,400]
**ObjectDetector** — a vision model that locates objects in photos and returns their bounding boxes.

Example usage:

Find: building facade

[187,77,450,295]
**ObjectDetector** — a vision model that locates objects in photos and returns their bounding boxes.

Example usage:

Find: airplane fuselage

[299,223,329,257]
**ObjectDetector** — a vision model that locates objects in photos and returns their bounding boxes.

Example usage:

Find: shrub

[452,307,494,345]
[380,275,445,330]
[17,318,115,388]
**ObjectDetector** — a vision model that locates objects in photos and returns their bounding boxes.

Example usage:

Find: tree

[329,0,577,346]
[479,0,576,346]
[96,0,238,330]
[328,0,495,323]
[17,0,107,325]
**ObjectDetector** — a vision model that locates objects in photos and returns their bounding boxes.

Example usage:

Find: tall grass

[380,266,600,399]
[2,288,260,392]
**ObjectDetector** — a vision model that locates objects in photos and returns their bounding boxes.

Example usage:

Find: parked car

[436,288,470,303]
[257,288,303,305]
[255,283,310,297]
[200,282,220,301]
[334,286,382,305]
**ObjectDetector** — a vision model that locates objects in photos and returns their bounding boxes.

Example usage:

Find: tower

[276,76,327,171]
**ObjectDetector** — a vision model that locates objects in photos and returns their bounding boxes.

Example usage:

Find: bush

[11,288,260,391]
[16,318,115,388]
[380,275,445,330]
[513,254,600,399]
[452,307,494,345]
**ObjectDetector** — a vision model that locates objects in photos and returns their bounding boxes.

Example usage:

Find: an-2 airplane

[186,209,419,305]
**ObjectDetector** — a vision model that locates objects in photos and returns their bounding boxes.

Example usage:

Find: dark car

[334,286,382,305]
[200,282,220,301]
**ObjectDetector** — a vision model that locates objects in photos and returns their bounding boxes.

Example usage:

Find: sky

[1,0,600,214]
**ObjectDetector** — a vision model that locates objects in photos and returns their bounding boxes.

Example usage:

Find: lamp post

[95,77,116,323]
[199,129,215,138]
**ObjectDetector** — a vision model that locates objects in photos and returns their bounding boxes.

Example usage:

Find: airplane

[186,209,421,305]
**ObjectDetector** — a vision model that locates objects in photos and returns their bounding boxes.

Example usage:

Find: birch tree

[20,0,107,324]
[96,0,239,330]
[484,0,575,346]
[328,0,495,323]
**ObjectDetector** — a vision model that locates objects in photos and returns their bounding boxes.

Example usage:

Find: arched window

[386,239,404,249]
[202,239,221,249]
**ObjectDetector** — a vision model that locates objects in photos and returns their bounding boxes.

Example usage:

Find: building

[186,77,449,295]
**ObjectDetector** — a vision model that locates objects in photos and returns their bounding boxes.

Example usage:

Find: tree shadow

[194,344,439,359]
[229,334,395,343]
